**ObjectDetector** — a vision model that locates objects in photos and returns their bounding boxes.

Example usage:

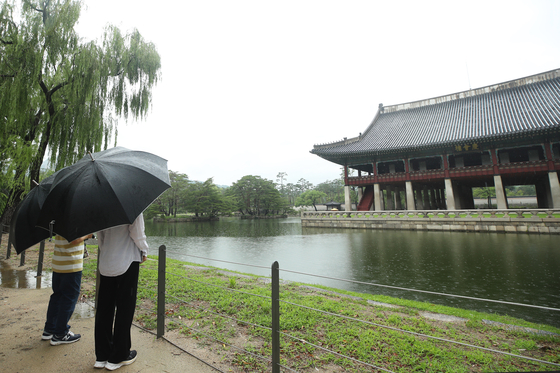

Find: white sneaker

[93,361,107,369]
[105,350,137,371]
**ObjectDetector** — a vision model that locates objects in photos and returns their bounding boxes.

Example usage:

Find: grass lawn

[80,251,560,372]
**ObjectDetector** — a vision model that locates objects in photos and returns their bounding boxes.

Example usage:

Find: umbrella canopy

[9,174,57,254]
[36,147,171,242]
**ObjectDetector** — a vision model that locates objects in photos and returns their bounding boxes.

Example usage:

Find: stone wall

[301,209,560,234]
[240,214,287,219]
[152,217,219,222]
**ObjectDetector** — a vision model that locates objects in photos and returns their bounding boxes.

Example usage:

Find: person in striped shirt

[43,233,93,345]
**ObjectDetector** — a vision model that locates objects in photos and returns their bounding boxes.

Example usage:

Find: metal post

[5,229,12,259]
[36,240,45,277]
[19,249,25,266]
[157,245,166,339]
[271,261,280,373]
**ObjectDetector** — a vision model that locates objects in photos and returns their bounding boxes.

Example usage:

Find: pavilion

[311,69,560,212]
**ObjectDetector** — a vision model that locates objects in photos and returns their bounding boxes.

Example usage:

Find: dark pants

[45,271,82,336]
[95,262,139,363]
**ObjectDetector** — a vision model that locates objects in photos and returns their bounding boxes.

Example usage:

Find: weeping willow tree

[0,0,161,224]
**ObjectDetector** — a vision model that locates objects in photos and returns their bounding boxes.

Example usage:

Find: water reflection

[4,217,555,326]
[146,217,560,327]
[0,260,52,289]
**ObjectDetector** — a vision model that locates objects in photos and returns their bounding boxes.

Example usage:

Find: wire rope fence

[133,245,560,373]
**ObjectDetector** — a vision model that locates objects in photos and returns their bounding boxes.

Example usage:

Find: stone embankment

[301,209,560,234]
[152,216,219,222]
[240,214,287,219]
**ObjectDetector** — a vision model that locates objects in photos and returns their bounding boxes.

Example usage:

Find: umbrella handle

[49,220,55,241]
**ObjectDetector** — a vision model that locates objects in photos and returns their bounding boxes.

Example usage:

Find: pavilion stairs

[357,185,374,211]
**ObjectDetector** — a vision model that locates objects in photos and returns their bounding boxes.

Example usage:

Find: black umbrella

[9,174,58,254]
[35,147,171,242]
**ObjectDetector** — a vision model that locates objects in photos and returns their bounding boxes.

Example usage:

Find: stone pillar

[445,179,456,210]
[344,185,352,212]
[548,171,560,208]
[358,187,363,202]
[374,184,382,211]
[440,188,447,209]
[434,188,441,209]
[423,186,430,209]
[386,185,394,210]
[405,181,415,210]
[395,188,403,210]
[430,188,437,209]
[535,179,550,208]
[493,175,508,209]
[415,189,423,209]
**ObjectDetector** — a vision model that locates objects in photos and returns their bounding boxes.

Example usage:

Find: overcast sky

[75,0,560,187]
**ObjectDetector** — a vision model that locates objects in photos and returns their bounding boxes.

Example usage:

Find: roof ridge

[381,68,560,114]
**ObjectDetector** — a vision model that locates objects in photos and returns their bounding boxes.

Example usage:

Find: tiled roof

[312,69,560,158]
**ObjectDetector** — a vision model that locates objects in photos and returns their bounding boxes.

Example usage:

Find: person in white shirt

[94,214,148,371]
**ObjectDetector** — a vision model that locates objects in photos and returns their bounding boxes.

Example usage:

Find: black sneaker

[105,350,137,371]
[50,330,81,345]
[41,331,53,340]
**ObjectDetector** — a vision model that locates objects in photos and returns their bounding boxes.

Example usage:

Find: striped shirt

[52,235,84,273]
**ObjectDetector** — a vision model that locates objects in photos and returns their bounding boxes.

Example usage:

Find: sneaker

[50,330,81,345]
[105,350,137,371]
[41,331,53,340]
[93,361,107,369]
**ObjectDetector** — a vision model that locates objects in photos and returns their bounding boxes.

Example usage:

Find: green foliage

[314,178,345,203]
[185,178,234,217]
[0,0,161,223]
[150,171,189,217]
[147,172,235,218]
[228,175,288,216]
[295,190,327,211]
[276,172,287,192]
[473,185,537,199]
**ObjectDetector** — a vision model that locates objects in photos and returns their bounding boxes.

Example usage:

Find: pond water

[145,217,560,328]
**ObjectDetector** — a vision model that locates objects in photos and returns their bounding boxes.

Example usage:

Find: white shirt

[97,214,149,277]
